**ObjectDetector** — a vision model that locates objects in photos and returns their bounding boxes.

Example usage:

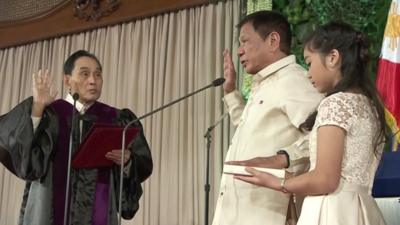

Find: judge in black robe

[0,50,153,225]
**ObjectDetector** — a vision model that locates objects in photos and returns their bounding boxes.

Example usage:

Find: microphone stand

[117,78,225,225]
[63,93,79,225]
[203,112,228,225]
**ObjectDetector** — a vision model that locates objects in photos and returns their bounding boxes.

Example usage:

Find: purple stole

[50,99,118,225]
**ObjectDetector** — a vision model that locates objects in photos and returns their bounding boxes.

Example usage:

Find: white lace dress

[297,92,386,225]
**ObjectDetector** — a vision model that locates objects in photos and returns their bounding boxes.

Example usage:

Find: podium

[373,151,400,197]
[372,151,400,225]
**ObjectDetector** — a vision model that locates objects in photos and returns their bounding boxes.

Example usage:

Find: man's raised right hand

[223,49,237,93]
[31,69,58,117]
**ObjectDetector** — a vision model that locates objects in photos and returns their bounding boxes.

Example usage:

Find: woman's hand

[225,154,288,169]
[234,167,282,191]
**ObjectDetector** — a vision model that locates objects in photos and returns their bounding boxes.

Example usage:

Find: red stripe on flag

[376,58,400,127]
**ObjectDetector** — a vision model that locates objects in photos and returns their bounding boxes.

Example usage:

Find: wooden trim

[0,0,211,49]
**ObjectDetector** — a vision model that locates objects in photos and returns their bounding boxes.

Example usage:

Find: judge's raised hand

[223,49,236,93]
[32,69,58,117]
[225,155,289,169]
[105,149,131,166]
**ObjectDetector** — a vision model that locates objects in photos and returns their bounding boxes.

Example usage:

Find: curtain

[0,0,240,224]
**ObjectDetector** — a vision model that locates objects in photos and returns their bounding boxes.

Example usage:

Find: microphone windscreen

[72,93,80,101]
[212,78,225,87]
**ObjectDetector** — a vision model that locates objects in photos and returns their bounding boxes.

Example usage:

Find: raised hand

[32,69,58,117]
[223,49,237,93]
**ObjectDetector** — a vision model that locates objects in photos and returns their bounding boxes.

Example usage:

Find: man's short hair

[63,50,102,75]
[237,10,292,55]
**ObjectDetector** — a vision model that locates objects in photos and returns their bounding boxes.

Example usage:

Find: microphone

[117,78,225,225]
[212,78,225,87]
[64,93,79,225]
[203,112,228,225]
[72,93,79,101]
[122,77,225,130]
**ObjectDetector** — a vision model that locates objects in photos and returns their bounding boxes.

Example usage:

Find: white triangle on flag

[381,37,400,64]
[380,0,400,64]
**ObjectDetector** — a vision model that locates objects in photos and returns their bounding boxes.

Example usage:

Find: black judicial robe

[0,97,153,225]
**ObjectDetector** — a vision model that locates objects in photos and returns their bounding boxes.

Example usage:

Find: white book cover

[223,164,285,178]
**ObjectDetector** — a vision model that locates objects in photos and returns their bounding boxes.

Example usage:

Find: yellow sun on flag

[385,1,400,50]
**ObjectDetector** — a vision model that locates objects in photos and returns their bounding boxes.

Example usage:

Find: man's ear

[63,75,71,91]
[268,31,281,52]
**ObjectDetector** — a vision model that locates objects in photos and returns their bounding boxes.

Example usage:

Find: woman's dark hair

[63,50,102,75]
[299,21,387,152]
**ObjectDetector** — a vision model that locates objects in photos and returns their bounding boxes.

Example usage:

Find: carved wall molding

[74,0,121,21]
[0,0,213,49]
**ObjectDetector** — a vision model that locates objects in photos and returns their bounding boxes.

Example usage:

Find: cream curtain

[0,0,240,224]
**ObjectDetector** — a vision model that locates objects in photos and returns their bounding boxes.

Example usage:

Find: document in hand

[72,123,140,169]
[223,164,285,178]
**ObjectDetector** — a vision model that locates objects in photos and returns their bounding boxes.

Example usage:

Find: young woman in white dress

[233,22,387,225]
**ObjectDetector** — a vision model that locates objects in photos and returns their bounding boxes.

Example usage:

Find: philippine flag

[376,0,400,151]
